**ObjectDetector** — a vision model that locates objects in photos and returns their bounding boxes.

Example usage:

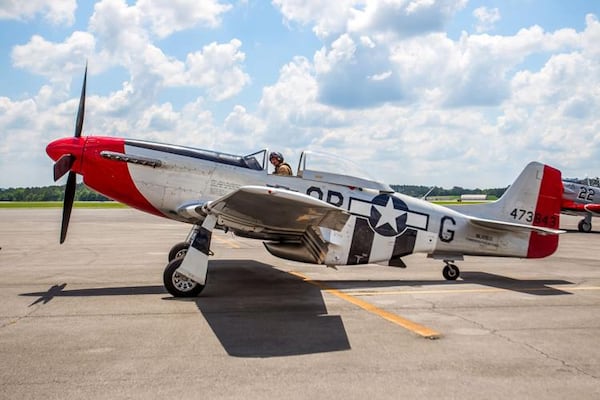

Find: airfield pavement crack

[489,329,599,381]
[0,304,42,330]
[433,306,599,381]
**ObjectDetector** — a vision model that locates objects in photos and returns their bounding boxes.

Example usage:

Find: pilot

[269,151,293,176]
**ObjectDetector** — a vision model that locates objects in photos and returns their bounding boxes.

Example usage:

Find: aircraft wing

[179,185,350,237]
[468,216,565,235]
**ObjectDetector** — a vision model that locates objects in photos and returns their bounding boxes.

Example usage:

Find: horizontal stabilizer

[468,216,565,235]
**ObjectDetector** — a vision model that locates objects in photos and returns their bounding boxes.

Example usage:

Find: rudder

[526,164,562,258]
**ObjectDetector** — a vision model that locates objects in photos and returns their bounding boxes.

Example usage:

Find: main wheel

[578,219,592,233]
[168,241,189,261]
[443,264,460,280]
[163,257,204,297]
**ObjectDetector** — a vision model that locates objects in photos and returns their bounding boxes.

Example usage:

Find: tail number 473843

[510,208,557,226]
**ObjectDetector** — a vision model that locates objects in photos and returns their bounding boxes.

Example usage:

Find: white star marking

[374,197,404,231]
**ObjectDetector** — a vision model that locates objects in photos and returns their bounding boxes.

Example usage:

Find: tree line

[391,185,507,199]
[0,183,507,202]
[0,184,109,201]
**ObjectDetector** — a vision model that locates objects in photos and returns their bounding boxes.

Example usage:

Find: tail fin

[495,162,562,258]
[456,162,563,258]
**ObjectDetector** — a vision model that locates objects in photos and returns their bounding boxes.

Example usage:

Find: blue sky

[1,0,599,189]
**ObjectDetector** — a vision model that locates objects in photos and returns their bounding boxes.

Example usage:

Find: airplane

[46,67,565,297]
[561,177,600,232]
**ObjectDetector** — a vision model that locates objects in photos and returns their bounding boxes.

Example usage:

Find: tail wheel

[163,258,204,297]
[443,263,460,280]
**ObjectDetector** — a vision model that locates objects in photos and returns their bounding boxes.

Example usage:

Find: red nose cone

[46,137,86,162]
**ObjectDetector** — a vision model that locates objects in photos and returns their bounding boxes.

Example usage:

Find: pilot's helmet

[269,151,283,162]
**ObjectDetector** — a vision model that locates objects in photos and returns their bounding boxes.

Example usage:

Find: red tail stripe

[527,165,561,258]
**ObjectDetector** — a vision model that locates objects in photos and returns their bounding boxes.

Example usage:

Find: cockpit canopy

[297,150,393,192]
[564,177,600,188]
[245,149,392,192]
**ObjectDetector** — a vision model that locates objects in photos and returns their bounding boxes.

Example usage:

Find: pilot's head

[269,151,283,166]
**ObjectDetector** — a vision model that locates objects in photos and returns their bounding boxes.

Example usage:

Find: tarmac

[0,208,599,399]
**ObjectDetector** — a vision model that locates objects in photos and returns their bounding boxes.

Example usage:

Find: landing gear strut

[167,224,201,261]
[442,261,460,280]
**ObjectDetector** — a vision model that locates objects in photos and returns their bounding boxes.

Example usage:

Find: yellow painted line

[289,271,441,340]
[344,286,600,297]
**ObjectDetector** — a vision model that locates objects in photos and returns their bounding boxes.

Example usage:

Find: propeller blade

[53,154,75,181]
[74,64,87,138]
[60,171,77,244]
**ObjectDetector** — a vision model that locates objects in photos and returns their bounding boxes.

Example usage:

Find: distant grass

[0,201,128,208]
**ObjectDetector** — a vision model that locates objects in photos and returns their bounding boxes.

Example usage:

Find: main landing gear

[163,257,203,297]
[578,214,592,233]
[442,261,460,281]
[163,222,214,298]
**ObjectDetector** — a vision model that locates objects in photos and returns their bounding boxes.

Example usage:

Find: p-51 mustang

[562,177,600,232]
[46,68,564,297]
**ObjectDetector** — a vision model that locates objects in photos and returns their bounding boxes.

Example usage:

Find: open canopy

[243,148,393,192]
[297,150,393,192]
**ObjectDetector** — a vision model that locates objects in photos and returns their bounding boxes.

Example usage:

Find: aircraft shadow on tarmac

[19,260,352,358]
[563,229,600,234]
[20,260,573,357]
[325,271,574,296]
[187,260,351,357]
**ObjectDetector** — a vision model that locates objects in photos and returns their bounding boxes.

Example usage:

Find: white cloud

[582,14,600,57]
[274,0,468,40]
[0,0,76,25]
[348,0,467,38]
[473,6,500,33]
[314,34,356,74]
[11,32,95,84]
[137,0,232,37]
[89,0,147,59]
[368,70,392,81]
[315,33,404,107]
[184,40,250,101]
[272,0,356,39]
[225,105,265,136]
[246,9,600,187]
[89,0,248,100]
[10,0,248,105]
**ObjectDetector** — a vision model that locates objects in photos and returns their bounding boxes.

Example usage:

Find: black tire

[168,241,189,262]
[163,258,204,297]
[578,220,592,233]
[443,264,460,280]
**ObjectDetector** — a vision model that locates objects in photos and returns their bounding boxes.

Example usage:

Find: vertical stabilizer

[457,162,563,258]
[494,162,562,258]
